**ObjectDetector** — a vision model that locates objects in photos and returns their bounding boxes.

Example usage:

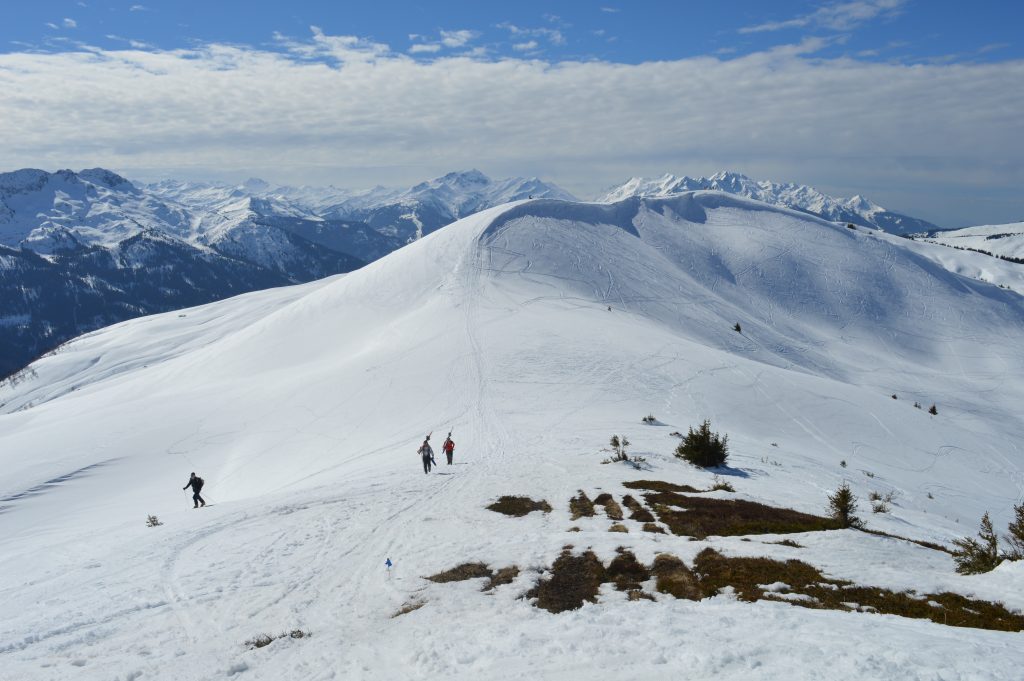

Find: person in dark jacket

[183,472,206,508]
[418,438,434,474]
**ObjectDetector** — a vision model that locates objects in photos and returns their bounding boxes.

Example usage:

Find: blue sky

[2,1,1023,226]
[7,1,1022,65]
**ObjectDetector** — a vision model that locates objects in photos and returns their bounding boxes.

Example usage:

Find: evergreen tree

[1004,504,1024,560]
[827,482,862,529]
[675,419,728,467]
[951,512,1002,574]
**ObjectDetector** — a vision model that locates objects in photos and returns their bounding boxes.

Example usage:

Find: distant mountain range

[0,168,571,378]
[595,171,938,235]
[2,166,954,378]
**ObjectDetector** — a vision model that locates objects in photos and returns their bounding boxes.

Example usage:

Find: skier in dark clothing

[442,434,455,465]
[419,438,434,474]
[183,472,206,508]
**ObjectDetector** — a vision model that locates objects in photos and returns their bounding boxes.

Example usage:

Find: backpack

[196,477,204,491]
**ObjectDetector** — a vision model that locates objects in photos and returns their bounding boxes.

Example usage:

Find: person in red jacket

[183,472,206,508]
[442,433,455,465]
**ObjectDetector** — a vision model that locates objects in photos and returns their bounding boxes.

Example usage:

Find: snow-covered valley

[1,193,1023,680]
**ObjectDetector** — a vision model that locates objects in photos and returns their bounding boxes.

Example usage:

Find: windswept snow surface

[2,194,1024,680]
[916,222,1024,260]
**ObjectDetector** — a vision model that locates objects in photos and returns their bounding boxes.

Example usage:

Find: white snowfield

[917,222,1024,261]
[1,193,1023,680]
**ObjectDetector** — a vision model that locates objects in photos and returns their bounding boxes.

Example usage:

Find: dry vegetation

[593,492,624,520]
[526,549,607,613]
[487,496,552,517]
[621,494,656,522]
[642,489,839,538]
[569,490,596,520]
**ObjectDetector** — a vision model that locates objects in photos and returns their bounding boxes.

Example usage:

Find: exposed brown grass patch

[526,549,607,613]
[484,566,521,591]
[691,548,1024,632]
[651,554,701,600]
[769,539,804,548]
[623,480,702,494]
[642,522,666,534]
[606,549,651,591]
[609,523,629,533]
[427,562,492,583]
[569,490,596,520]
[593,493,624,520]
[487,496,552,517]
[643,490,839,538]
[622,494,655,522]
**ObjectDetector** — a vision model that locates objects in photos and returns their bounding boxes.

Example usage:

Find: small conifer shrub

[1005,504,1024,560]
[951,512,1002,574]
[827,482,863,529]
[675,419,728,468]
[609,435,630,462]
[733,322,742,333]
[146,514,163,527]
[929,404,938,415]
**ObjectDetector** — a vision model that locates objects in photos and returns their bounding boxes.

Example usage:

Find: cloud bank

[1,28,1022,225]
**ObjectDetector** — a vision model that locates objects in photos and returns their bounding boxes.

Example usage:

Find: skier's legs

[446,451,453,465]
[423,456,430,474]
[192,492,200,508]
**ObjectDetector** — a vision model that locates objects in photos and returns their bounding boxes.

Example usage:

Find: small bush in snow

[840,459,847,468]
[710,475,735,492]
[675,419,729,468]
[609,435,630,462]
[929,404,939,415]
[733,322,742,333]
[641,414,656,424]
[146,514,163,527]
[951,512,1002,575]
[1005,504,1024,560]
[827,483,863,529]
[914,401,922,409]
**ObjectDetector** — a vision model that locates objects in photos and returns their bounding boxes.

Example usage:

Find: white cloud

[440,30,476,48]
[409,43,441,54]
[740,0,906,34]
[512,41,539,52]
[497,23,565,46]
[601,7,620,13]
[63,18,78,28]
[0,28,1021,225]
[45,22,59,30]
[130,4,150,11]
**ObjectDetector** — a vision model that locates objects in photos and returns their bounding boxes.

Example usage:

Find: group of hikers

[418,432,456,474]
[179,431,456,508]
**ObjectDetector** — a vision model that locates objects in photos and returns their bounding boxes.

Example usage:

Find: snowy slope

[1,194,1023,680]
[598,171,938,234]
[914,222,1024,260]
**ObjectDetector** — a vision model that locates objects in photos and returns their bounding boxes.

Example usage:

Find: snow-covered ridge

[597,170,938,234]
[912,221,1024,261]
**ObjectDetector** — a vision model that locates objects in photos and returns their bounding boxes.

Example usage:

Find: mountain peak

[596,171,937,234]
